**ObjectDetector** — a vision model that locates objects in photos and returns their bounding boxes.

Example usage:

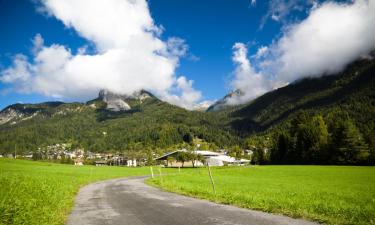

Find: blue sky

[0,0,372,110]
[0,0,291,109]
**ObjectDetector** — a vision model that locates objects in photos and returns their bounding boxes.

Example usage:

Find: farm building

[155,149,250,167]
[154,150,202,167]
[195,150,250,166]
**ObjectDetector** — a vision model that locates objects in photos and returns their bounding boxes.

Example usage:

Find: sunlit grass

[0,158,151,225]
[148,165,375,225]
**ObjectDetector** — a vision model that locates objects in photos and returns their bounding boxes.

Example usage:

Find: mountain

[0,57,374,160]
[206,89,244,112]
[205,57,375,164]
[0,90,237,154]
[0,102,66,126]
[207,57,375,164]
[224,58,375,136]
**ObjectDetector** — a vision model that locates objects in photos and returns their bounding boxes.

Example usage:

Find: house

[154,149,201,167]
[194,150,250,166]
[74,158,84,166]
[95,160,107,166]
[205,154,250,166]
[126,159,137,167]
[23,153,33,159]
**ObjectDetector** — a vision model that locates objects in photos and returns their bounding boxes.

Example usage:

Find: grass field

[148,165,375,225]
[0,158,152,225]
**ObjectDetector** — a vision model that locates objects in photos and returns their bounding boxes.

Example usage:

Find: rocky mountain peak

[98,89,153,112]
[206,89,244,112]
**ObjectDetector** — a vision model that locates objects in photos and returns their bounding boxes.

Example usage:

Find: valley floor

[148,165,375,225]
[1,159,374,225]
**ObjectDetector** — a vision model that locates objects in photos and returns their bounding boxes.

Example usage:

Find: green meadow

[0,159,150,225]
[2,159,374,225]
[148,166,375,225]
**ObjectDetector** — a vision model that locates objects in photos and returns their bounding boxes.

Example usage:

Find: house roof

[155,149,250,164]
[154,149,187,160]
[194,150,221,156]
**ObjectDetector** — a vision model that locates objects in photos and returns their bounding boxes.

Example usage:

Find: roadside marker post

[150,166,154,178]
[158,166,163,184]
[207,165,216,195]
[178,166,181,173]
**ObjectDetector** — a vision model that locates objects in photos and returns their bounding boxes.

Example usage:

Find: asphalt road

[68,176,318,225]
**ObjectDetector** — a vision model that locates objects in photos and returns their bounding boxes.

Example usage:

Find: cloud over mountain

[231,0,375,104]
[0,0,203,110]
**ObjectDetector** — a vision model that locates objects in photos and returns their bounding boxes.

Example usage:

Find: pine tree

[330,119,369,164]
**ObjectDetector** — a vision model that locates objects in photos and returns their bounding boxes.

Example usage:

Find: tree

[183,133,193,144]
[196,154,205,166]
[146,150,154,166]
[330,118,369,164]
[229,145,242,160]
[272,131,293,164]
[166,156,174,167]
[32,152,43,161]
[311,115,329,163]
[175,152,188,167]
[186,152,197,167]
[298,115,328,163]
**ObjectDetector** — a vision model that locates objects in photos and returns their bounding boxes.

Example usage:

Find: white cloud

[260,0,317,28]
[254,46,268,59]
[251,0,256,7]
[161,76,203,110]
[274,0,375,81]
[230,0,375,104]
[228,43,271,105]
[0,55,32,84]
[0,0,203,110]
[165,37,188,59]
[31,33,44,54]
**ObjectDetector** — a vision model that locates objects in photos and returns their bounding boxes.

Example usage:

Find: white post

[150,166,154,178]
[158,166,163,184]
[207,165,216,194]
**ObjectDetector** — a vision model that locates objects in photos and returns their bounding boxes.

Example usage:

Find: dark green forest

[0,58,374,165]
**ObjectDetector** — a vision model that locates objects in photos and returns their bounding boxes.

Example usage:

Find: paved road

[68,176,318,225]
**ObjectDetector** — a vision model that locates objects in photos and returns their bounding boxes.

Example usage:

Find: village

[0,142,255,167]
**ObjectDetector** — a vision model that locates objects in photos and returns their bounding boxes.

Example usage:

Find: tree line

[269,111,374,165]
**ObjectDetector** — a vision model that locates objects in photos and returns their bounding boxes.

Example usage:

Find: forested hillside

[0,58,374,164]
[221,58,375,164]
[0,94,237,154]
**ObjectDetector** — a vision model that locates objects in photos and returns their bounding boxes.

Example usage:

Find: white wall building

[195,150,250,166]
[127,159,137,167]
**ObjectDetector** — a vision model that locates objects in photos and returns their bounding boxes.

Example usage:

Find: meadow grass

[0,158,152,225]
[148,165,375,225]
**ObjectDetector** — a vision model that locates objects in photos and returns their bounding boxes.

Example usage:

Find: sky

[0,0,374,110]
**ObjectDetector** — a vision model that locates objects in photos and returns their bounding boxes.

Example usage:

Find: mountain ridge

[0,57,374,159]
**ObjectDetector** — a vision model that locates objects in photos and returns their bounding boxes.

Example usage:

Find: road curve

[68,176,318,225]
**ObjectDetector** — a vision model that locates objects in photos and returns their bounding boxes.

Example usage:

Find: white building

[195,150,250,166]
[127,159,137,167]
